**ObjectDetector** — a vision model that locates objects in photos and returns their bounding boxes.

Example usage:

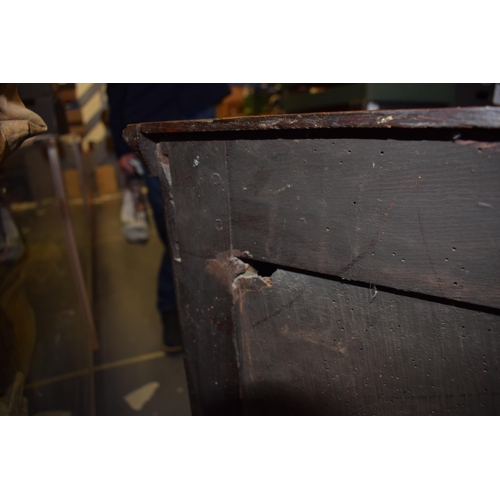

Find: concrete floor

[93,197,191,415]
[3,143,188,415]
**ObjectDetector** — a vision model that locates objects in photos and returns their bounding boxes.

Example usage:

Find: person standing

[107,84,230,352]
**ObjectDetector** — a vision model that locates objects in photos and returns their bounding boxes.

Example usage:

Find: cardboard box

[63,169,82,199]
[94,164,118,196]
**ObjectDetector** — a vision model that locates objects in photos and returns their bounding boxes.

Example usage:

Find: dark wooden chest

[125,107,500,415]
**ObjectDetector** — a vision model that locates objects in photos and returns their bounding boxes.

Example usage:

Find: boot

[161,310,183,354]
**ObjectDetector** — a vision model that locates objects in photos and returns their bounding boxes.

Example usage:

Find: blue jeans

[144,107,216,313]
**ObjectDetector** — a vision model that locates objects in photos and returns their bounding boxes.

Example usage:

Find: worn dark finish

[124,108,500,415]
[227,137,500,309]
[124,107,500,140]
[234,268,500,415]
[156,141,241,415]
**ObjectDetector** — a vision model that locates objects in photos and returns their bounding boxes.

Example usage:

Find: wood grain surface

[123,107,500,415]
[227,137,500,309]
[123,107,500,140]
[235,268,500,415]
[160,141,242,415]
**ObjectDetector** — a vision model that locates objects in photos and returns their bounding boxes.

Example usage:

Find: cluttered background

[1,83,498,415]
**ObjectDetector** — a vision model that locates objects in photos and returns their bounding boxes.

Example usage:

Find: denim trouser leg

[144,106,216,314]
[144,174,176,313]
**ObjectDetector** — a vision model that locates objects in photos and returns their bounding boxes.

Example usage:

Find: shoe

[162,344,183,354]
[161,310,183,354]
[120,177,150,245]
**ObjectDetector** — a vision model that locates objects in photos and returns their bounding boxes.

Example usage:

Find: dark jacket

[107,83,230,157]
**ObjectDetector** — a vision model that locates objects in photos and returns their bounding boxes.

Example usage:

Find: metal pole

[47,136,97,416]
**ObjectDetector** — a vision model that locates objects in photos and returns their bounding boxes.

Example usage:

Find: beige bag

[0,83,47,164]
[0,84,46,413]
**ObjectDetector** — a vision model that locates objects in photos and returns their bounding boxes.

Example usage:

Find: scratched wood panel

[163,140,242,415]
[129,106,500,136]
[234,268,500,415]
[227,137,500,309]
[123,109,500,416]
